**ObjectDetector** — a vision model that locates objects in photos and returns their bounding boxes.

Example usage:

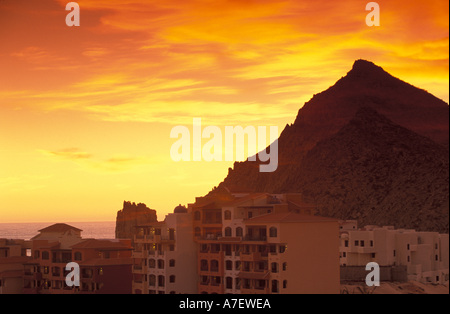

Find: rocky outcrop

[115,201,157,241]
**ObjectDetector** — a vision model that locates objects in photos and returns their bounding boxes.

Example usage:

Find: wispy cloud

[38,148,158,173]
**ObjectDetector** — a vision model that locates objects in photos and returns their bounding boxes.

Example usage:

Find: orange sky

[0,0,448,223]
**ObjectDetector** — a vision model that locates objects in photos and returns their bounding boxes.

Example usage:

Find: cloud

[40,148,93,160]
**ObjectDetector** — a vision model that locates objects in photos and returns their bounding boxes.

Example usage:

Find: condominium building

[339,221,449,284]
[192,193,340,294]
[130,193,339,294]
[0,239,31,294]
[132,205,197,294]
[23,223,133,294]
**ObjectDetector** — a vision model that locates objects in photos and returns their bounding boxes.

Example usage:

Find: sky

[0,0,448,223]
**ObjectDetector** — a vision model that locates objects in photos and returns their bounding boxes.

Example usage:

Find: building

[132,205,197,294]
[339,221,449,284]
[192,193,340,294]
[0,239,31,294]
[23,223,133,294]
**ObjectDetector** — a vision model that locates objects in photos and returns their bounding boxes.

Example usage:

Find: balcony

[241,252,267,262]
[243,235,267,242]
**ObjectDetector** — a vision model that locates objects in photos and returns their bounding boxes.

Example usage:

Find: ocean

[0,221,116,240]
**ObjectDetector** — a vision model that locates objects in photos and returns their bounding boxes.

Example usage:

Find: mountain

[210,60,449,233]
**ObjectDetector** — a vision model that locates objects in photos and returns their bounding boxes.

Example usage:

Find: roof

[224,193,269,207]
[71,239,131,250]
[38,223,82,233]
[245,211,337,224]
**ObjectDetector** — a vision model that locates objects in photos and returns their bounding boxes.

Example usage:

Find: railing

[243,235,267,242]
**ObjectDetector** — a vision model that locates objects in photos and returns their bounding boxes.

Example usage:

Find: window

[282,262,287,271]
[283,280,288,289]
[158,259,164,269]
[407,244,410,250]
[194,211,201,221]
[42,251,49,260]
[34,250,40,259]
[370,240,374,247]
[211,260,219,272]
[271,280,279,293]
[236,227,243,237]
[74,252,82,261]
[226,260,233,271]
[195,227,201,237]
[344,240,349,248]
[235,278,241,290]
[269,227,278,238]
[200,260,208,271]
[371,253,376,258]
[226,277,233,289]
[224,210,231,220]
[149,259,156,268]
[149,275,156,286]
[169,275,176,283]
[225,227,232,237]
[360,241,365,247]
[343,252,347,258]
[271,262,278,273]
[169,259,175,267]
[355,241,359,247]
[158,275,165,287]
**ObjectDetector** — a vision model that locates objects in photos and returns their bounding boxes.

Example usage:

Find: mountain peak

[346,59,391,81]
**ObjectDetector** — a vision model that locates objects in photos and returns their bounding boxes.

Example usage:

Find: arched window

[272,280,279,293]
[226,277,233,289]
[169,259,176,267]
[271,262,278,273]
[236,227,243,237]
[194,227,201,237]
[194,211,201,220]
[158,275,165,287]
[158,259,164,269]
[225,260,233,271]
[211,260,219,272]
[200,259,208,271]
[269,227,278,237]
[169,275,176,283]
[149,275,156,286]
[224,210,231,220]
[225,227,232,237]
[148,259,156,268]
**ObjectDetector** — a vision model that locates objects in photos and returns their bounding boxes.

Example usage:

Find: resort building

[132,205,197,294]
[191,193,340,294]
[23,223,133,294]
[339,221,449,284]
[0,239,31,294]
